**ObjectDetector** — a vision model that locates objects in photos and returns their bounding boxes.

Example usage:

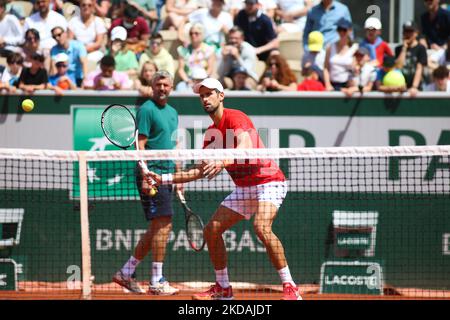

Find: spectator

[429,37,450,70]
[229,65,252,90]
[0,0,23,57]
[275,0,313,34]
[302,30,326,71]
[297,64,325,91]
[323,18,358,91]
[21,28,51,71]
[395,21,428,97]
[359,17,393,68]
[176,23,216,90]
[5,0,28,21]
[235,0,279,62]
[258,52,297,91]
[17,52,49,94]
[134,60,158,97]
[109,4,151,55]
[50,26,88,88]
[139,32,176,78]
[374,56,407,93]
[163,0,198,31]
[68,0,107,63]
[176,65,208,92]
[108,26,139,79]
[424,65,450,92]
[218,26,258,83]
[127,0,158,31]
[303,0,352,51]
[83,54,132,90]
[0,51,22,90]
[229,0,277,20]
[24,0,67,52]
[182,0,233,53]
[49,52,77,91]
[420,0,450,50]
[108,0,127,21]
[94,0,112,19]
[341,47,376,97]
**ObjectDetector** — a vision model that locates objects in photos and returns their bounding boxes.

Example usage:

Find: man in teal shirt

[113,70,181,296]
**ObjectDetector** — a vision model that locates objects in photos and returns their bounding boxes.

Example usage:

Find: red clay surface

[1,282,449,300]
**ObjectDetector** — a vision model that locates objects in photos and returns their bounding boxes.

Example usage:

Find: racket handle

[138,160,156,185]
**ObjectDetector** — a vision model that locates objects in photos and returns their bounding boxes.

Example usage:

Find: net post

[78,151,92,300]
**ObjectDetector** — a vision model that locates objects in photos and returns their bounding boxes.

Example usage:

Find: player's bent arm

[147,165,204,185]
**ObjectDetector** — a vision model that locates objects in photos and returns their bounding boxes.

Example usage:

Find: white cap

[364,17,382,30]
[190,67,208,80]
[54,52,69,64]
[193,78,224,94]
[111,26,127,41]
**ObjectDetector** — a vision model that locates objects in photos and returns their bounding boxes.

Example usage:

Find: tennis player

[146,78,301,300]
[113,70,181,295]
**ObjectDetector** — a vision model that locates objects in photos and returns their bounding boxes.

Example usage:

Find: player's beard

[203,102,219,115]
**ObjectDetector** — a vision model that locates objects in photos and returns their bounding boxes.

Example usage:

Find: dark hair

[51,26,65,34]
[433,66,449,80]
[100,55,116,67]
[6,52,24,65]
[25,28,40,41]
[124,4,139,19]
[0,0,6,9]
[150,33,163,41]
[31,52,45,62]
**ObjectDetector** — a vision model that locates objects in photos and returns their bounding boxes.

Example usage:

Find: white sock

[215,268,230,289]
[151,262,163,285]
[120,256,140,278]
[278,266,296,286]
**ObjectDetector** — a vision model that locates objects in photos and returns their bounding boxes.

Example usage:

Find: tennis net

[0,146,449,299]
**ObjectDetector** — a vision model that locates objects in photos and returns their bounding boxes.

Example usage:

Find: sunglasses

[269,62,278,66]
[52,32,64,39]
[56,64,68,68]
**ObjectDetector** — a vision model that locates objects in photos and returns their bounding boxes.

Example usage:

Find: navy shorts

[136,171,174,221]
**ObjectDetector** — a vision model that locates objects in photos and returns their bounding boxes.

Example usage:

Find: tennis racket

[177,190,205,252]
[100,103,157,194]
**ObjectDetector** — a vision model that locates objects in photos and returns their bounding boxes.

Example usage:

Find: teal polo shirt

[136,99,178,174]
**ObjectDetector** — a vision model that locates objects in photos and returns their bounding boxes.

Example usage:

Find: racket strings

[102,105,136,148]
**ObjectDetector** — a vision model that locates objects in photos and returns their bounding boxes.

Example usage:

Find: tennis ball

[22,99,34,112]
[148,187,158,197]
[383,70,406,87]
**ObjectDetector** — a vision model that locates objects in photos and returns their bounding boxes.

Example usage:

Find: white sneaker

[112,271,145,294]
[148,277,180,295]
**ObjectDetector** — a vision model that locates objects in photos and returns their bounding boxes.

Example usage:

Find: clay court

[1,282,449,300]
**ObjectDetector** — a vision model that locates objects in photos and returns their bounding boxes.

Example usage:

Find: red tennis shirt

[203,108,285,187]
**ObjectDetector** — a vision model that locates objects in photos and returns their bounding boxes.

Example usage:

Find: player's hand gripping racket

[177,190,205,252]
[101,103,157,194]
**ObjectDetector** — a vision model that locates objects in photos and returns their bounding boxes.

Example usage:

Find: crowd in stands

[0,0,449,96]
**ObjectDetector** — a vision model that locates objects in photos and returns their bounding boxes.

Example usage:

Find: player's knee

[204,221,224,239]
[253,223,272,242]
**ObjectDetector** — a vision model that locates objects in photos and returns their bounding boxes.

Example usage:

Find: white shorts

[221,181,287,220]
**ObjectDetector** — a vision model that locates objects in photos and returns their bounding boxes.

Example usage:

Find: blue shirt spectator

[420,1,450,49]
[303,0,352,51]
[50,27,87,87]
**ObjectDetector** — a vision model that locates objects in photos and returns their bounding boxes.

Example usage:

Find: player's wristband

[161,173,173,185]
